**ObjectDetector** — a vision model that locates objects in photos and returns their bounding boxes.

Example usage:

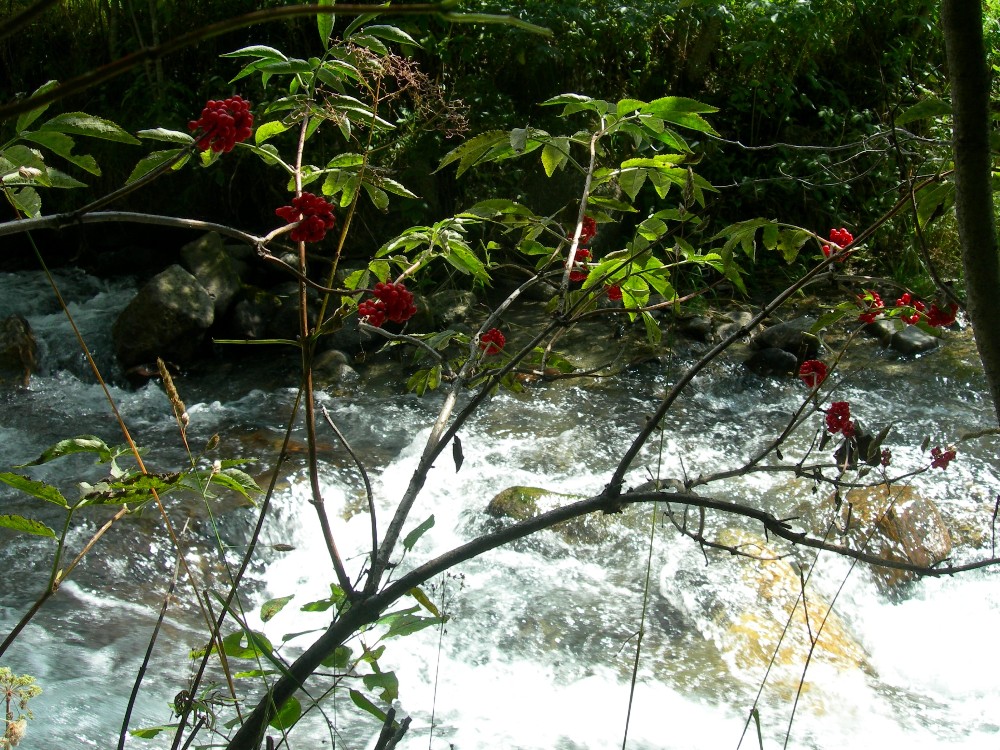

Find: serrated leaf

[8,187,41,218]
[221,45,288,60]
[641,311,662,345]
[15,435,112,467]
[916,181,954,229]
[40,113,139,144]
[403,515,435,551]
[260,595,294,623]
[436,130,508,177]
[0,514,56,538]
[362,181,389,211]
[588,195,638,213]
[619,168,647,201]
[15,80,59,132]
[135,127,195,144]
[317,0,336,47]
[21,131,101,175]
[364,24,420,47]
[541,138,569,176]
[253,120,290,145]
[126,149,183,185]
[0,473,69,507]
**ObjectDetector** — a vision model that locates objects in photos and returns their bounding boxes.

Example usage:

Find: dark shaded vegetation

[0,0,985,291]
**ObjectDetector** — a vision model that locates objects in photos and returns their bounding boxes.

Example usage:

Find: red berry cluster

[606,284,623,302]
[357,282,417,328]
[825,401,855,437]
[566,215,597,283]
[798,359,828,389]
[857,289,885,324]
[822,227,854,260]
[275,192,336,243]
[188,96,254,153]
[930,445,956,469]
[479,328,506,355]
[895,292,958,328]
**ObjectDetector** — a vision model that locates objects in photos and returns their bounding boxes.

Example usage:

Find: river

[0,267,997,749]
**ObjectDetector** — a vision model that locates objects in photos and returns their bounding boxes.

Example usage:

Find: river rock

[312,349,360,387]
[227,287,283,340]
[0,314,37,387]
[180,232,242,317]
[840,484,952,589]
[486,486,546,521]
[112,264,215,369]
[715,309,756,341]
[749,316,821,358]
[660,528,868,695]
[865,319,939,354]
[744,347,798,376]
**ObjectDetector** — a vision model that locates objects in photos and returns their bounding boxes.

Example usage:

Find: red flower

[275,192,336,243]
[357,282,417,327]
[930,446,956,469]
[572,216,598,246]
[825,401,852,434]
[479,328,505,355]
[188,96,254,153]
[606,284,623,302]
[798,359,828,389]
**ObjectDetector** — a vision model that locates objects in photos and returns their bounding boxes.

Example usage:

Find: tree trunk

[942,0,1000,424]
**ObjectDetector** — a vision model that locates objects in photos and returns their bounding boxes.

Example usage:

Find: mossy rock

[485,486,551,521]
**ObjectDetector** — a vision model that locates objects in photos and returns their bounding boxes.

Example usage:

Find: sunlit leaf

[402,515,435,551]
[0,514,56,538]
[260,595,294,623]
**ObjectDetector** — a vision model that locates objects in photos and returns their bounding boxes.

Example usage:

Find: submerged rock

[112,265,215,369]
[744,347,798,376]
[749,316,821,358]
[865,319,939,354]
[840,484,952,589]
[0,314,37,387]
[660,528,869,697]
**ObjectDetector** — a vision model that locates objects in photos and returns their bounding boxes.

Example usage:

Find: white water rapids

[0,268,998,749]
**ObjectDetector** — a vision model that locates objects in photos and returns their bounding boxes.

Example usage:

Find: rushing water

[0,268,998,749]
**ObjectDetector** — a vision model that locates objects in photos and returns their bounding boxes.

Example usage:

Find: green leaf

[129,725,177,739]
[222,630,273,659]
[320,645,353,669]
[436,130,508,177]
[619,168,647,201]
[126,149,183,185]
[402,515,435,551]
[317,0,336,47]
[15,80,59,133]
[541,137,569,177]
[0,514,56,538]
[349,689,388,722]
[260,595,294,623]
[39,113,139,144]
[777,228,811,263]
[252,120,290,146]
[617,98,646,116]
[407,366,442,396]
[641,311,662,345]
[381,611,446,639]
[15,435,112,467]
[268,696,302,730]
[896,97,952,127]
[21,131,100,175]
[0,473,68,507]
[362,181,389,211]
[8,187,40,218]
[301,584,346,612]
[135,127,195,144]
[363,25,420,47]
[209,467,262,501]
[642,96,719,116]
[363,671,399,702]
[916,181,954,229]
[221,45,289,61]
[588,196,637,213]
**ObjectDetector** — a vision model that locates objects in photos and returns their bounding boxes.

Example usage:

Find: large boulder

[180,232,242,317]
[660,528,869,696]
[749,316,821,359]
[840,484,952,589]
[0,314,37,387]
[112,265,215,369]
[864,319,939,355]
